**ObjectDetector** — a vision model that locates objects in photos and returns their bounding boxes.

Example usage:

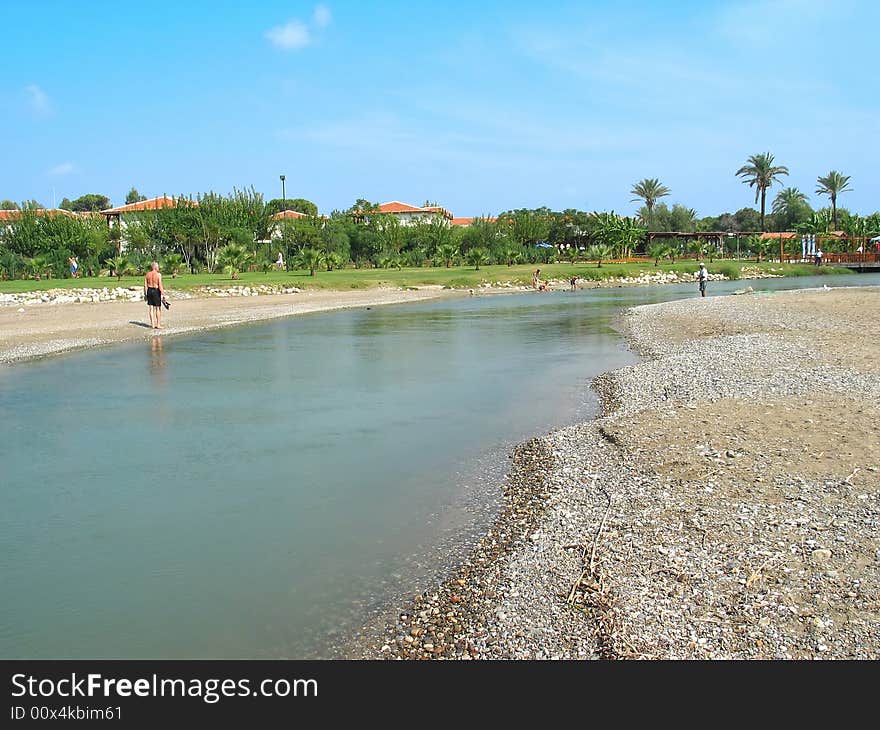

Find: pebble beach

[365,286,880,660]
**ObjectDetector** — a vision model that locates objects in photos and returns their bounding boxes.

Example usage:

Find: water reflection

[149,336,166,386]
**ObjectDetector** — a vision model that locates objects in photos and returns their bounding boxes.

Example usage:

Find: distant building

[0,208,79,235]
[269,209,308,222]
[267,209,328,240]
[371,201,453,226]
[101,195,196,227]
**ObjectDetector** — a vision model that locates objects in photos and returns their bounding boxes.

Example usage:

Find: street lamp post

[280,175,286,205]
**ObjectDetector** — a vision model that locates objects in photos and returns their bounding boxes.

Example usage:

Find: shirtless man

[144,262,165,329]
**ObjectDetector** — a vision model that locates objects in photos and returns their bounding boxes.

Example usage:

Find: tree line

[1,155,877,281]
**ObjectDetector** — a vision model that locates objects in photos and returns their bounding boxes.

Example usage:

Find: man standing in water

[144,262,165,329]
[697,262,709,297]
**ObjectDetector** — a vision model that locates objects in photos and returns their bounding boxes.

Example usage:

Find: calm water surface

[1,274,877,657]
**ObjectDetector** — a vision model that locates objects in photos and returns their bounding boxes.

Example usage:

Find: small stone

[811,549,832,563]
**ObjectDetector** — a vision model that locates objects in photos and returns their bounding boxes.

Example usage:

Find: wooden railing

[821,252,880,264]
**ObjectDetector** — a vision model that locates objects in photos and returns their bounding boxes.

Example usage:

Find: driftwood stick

[568,483,612,604]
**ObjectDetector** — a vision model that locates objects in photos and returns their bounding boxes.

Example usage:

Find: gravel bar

[365,286,880,660]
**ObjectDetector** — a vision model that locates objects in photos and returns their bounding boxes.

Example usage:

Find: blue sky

[3,0,878,217]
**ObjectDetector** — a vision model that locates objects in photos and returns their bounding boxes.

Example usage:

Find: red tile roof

[376,201,453,219]
[0,208,79,221]
[101,195,195,214]
[451,216,497,226]
[760,232,797,239]
[377,201,426,214]
[270,209,307,220]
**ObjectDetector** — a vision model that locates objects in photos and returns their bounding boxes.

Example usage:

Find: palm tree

[815,171,852,229]
[647,241,671,266]
[295,247,325,276]
[325,252,345,271]
[435,243,459,268]
[501,244,522,267]
[105,255,132,281]
[586,243,613,268]
[630,178,671,212]
[217,243,254,279]
[771,187,808,217]
[735,152,789,231]
[378,254,402,270]
[465,247,489,270]
[162,253,184,278]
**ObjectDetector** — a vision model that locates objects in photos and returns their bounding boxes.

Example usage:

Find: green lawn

[0,260,849,295]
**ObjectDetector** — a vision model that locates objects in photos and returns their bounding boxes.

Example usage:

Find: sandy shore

[0,288,460,365]
[368,286,880,659]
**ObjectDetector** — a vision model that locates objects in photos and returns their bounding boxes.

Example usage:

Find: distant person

[533,268,541,289]
[697,262,709,297]
[276,251,285,271]
[144,261,165,330]
[68,257,79,278]
[815,248,823,266]
[569,275,577,291]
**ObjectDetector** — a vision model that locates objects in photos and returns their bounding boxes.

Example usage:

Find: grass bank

[0,260,851,295]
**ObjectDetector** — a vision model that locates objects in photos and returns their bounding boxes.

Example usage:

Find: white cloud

[266,20,311,50]
[25,84,51,116]
[48,162,75,177]
[313,4,332,28]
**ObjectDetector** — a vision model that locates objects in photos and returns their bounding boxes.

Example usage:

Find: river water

[2,274,877,658]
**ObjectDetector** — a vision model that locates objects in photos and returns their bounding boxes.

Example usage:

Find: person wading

[144,262,166,329]
[697,262,709,297]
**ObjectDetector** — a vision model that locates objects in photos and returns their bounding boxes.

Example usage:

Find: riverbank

[0,288,460,365]
[0,260,846,301]
[0,263,851,365]
[365,286,880,659]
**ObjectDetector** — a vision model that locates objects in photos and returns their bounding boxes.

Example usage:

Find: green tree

[1,200,20,210]
[500,209,550,246]
[217,243,254,279]
[815,171,852,229]
[162,253,184,278]
[586,243,613,268]
[69,194,112,212]
[735,152,789,231]
[745,234,769,262]
[647,241,671,266]
[295,247,325,276]
[27,254,52,280]
[500,243,522,266]
[465,247,489,270]
[267,197,318,216]
[372,213,404,255]
[630,178,671,212]
[641,203,697,232]
[125,188,147,205]
[105,255,133,281]
[325,251,345,271]
[58,197,72,210]
[435,243,459,268]
[589,212,645,259]
[771,187,812,231]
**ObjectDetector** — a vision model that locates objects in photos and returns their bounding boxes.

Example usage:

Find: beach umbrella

[870,236,880,242]
[535,242,553,248]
